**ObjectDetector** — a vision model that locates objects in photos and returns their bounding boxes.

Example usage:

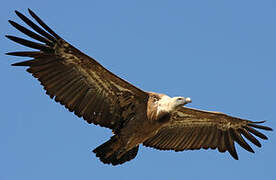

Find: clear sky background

[1,0,275,179]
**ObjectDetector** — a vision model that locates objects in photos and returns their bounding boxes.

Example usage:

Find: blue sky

[1,0,275,179]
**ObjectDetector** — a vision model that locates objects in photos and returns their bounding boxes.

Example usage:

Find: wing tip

[14,10,23,17]
[5,35,20,42]
[248,121,273,131]
[248,148,255,154]
[5,35,16,43]
[14,9,33,15]
[8,20,13,25]
[5,52,12,56]
[233,155,239,160]
[227,149,239,160]
[28,8,36,18]
[11,62,28,66]
[5,35,12,39]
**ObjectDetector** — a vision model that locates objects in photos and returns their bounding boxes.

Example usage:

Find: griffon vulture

[6,9,272,165]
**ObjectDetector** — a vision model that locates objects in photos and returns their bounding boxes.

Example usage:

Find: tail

[92,136,139,166]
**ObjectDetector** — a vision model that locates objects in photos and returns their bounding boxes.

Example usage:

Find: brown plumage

[6,9,272,166]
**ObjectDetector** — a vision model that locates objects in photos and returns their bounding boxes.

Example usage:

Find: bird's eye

[177,98,182,101]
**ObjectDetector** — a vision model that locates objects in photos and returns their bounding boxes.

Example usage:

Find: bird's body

[94,93,191,163]
[6,9,272,165]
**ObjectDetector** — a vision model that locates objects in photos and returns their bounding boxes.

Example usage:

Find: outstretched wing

[143,107,272,159]
[6,9,148,130]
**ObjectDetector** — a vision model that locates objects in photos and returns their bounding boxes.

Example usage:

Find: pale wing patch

[110,81,132,92]
[184,107,225,115]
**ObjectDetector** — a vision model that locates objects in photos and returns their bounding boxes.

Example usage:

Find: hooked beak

[185,97,192,104]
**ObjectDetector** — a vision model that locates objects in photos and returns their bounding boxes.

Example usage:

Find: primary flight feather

[6,9,272,165]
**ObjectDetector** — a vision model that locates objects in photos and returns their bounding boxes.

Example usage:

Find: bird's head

[156,95,192,114]
[171,96,192,108]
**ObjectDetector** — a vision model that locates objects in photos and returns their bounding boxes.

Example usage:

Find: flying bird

[6,9,272,166]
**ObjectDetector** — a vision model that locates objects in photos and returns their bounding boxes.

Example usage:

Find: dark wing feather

[143,107,272,160]
[6,9,148,130]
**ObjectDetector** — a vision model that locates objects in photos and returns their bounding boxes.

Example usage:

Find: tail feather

[93,136,139,165]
